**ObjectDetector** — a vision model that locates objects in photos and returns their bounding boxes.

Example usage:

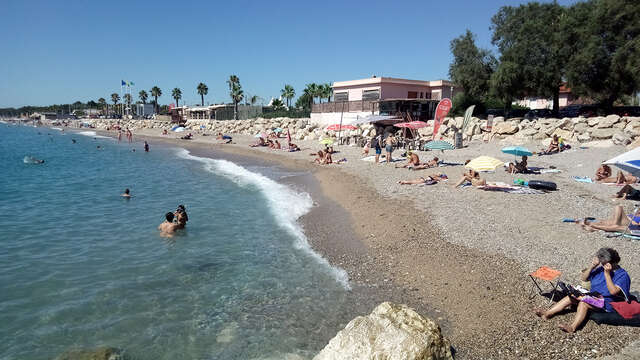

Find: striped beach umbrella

[604,146,640,177]
[465,156,504,172]
[424,140,455,151]
[319,138,334,145]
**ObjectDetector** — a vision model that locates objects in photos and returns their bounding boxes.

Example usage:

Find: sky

[0,0,578,108]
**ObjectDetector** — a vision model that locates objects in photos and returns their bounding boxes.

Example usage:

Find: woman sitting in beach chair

[454,169,486,188]
[534,248,630,333]
[506,156,528,174]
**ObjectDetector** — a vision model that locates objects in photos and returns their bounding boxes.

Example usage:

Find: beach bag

[611,288,640,319]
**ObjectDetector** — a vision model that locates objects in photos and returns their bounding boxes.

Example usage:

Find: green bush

[260,108,310,119]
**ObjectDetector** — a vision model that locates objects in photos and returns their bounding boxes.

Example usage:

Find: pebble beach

[72,123,640,358]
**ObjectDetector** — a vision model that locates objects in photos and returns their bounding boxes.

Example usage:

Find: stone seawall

[78,114,640,146]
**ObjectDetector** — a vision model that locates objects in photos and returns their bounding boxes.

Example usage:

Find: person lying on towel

[534,248,630,333]
[580,205,640,233]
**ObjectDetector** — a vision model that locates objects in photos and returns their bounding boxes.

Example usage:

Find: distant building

[311,76,461,125]
[136,103,155,117]
[170,104,263,123]
[514,85,585,109]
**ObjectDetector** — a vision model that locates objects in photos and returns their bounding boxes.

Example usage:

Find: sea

[0,124,358,359]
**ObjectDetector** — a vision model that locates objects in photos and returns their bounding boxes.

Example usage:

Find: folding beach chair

[529,266,562,306]
[605,203,640,241]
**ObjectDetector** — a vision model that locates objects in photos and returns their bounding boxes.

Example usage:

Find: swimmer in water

[72,139,76,143]
[121,188,131,198]
[158,212,179,235]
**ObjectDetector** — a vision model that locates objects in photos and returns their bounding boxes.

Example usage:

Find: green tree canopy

[111,93,120,105]
[449,30,496,100]
[151,86,162,113]
[271,98,285,111]
[227,75,244,119]
[564,0,640,109]
[491,2,565,114]
[281,85,295,108]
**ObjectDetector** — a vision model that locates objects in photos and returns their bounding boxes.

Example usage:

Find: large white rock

[596,115,621,128]
[588,117,602,127]
[313,302,452,360]
[493,121,519,135]
[591,128,617,139]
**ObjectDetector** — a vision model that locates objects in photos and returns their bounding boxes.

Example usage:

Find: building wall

[310,111,377,126]
[380,84,432,99]
[333,84,381,101]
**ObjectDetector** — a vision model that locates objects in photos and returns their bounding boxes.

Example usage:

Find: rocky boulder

[596,114,621,128]
[313,302,453,360]
[493,122,519,135]
[590,128,617,139]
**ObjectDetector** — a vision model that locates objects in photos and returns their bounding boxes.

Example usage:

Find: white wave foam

[76,131,112,139]
[175,148,350,289]
[51,127,63,130]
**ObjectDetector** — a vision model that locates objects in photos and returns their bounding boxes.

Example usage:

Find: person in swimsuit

[580,205,640,233]
[614,184,640,200]
[121,188,131,198]
[507,156,528,173]
[174,205,188,229]
[396,151,420,168]
[398,174,447,185]
[313,150,325,164]
[384,134,396,164]
[144,141,149,152]
[454,169,486,187]
[158,212,179,235]
[410,157,440,170]
[372,135,382,164]
[595,164,612,181]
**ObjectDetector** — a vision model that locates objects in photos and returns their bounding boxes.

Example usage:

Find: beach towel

[573,176,594,183]
[540,169,562,174]
[478,184,544,194]
[438,161,464,167]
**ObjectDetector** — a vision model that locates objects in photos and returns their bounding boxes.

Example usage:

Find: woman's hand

[603,263,613,274]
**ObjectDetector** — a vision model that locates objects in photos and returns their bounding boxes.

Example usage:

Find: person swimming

[158,212,179,235]
[174,205,188,229]
[121,188,131,198]
[23,156,44,164]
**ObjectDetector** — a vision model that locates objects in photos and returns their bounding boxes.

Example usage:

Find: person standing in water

[118,130,122,142]
[158,212,179,235]
[174,205,188,229]
[144,141,149,152]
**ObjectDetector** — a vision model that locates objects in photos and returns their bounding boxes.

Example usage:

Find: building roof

[332,76,454,88]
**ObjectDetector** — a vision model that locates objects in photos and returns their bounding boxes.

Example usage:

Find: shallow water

[0,125,354,359]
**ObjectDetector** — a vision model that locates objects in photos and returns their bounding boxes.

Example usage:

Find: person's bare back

[158,212,179,235]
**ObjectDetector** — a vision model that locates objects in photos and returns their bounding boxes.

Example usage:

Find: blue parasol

[502,146,532,157]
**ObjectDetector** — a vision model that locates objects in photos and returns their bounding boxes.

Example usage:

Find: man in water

[158,212,179,235]
[121,188,131,198]
[174,205,188,229]
[144,141,149,152]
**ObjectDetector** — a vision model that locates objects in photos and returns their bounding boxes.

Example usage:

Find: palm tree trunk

[154,96,158,114]
[201,95,204,106]
[234,101,238,120]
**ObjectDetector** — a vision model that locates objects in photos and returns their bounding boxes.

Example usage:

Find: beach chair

[529,266,563,306]
[605,204,640,241]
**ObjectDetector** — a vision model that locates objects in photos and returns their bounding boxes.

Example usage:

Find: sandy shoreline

[70,125,639,359]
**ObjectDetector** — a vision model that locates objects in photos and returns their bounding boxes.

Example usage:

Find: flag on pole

[121,80,126,86]
[129,81,135,86]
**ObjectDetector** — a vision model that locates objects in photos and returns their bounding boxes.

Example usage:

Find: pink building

[311,76,460,125]
[331,76,458,102]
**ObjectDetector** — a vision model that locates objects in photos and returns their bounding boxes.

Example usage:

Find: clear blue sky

[1,0,577,108]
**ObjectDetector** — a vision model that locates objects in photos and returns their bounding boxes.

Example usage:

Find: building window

[408,91,418,99]
[334,92,348,102]
[362,89,380,100]
[420,92,423,98]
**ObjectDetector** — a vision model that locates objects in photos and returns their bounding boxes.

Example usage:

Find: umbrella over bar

[394,121,429,130]
[604,146,640,177]
[465,156,504,172]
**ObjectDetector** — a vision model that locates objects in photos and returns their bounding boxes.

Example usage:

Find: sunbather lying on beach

[454,169,486,187]
[288,143,300,152]
[506,156,528,173]
[398,174,448,185]
[395,151,420,168]
[598,170,639,184]
[216,132,232,144]
[595,164,612,181]
[180,133,193,140]
[580,205,640,232]
[409,157,439,170]
[534,248,630,333]
[313,150,325,164]
[614,185,640,200]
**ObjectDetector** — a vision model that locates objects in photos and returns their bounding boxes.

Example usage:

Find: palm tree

[227,75,244,120]
[197,82,208,106]
[172,88,182,107]
[139,90,148,104]
[249,95,261,106]
[280,84,295,108]
[123,93,132,105]
[271,98,285,111]
[151,86,162,113]
[305,83,321,104]
[111,93,120,116]
[321,83,333,103]
[98,98,106,114]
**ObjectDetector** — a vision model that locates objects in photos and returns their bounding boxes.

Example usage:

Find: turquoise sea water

[0,124,354,359]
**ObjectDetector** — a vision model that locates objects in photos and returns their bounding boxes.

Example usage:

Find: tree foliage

[138,90,148,104]
[281,85,295,108]
[449,30,496,100]
[172,88,182,107]
[227,75,244,120]
[151,86,162,113]
[564,0,640,109]
[197,82,208,106]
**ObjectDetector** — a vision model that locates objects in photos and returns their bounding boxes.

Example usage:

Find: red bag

[611,300,640,319]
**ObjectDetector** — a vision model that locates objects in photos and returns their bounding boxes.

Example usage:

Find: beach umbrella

[273,127,283,133]
[424,140,455,151]
[394,121,429,129]
[502,146,532,157]
[604,147,640,177]
[253,132,264,138]
[319,138,334,145]
[173,127,185,132]
[326,124,357,131]
[465,156,504,172]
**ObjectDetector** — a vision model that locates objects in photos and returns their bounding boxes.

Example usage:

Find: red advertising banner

[432,98,452,138]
